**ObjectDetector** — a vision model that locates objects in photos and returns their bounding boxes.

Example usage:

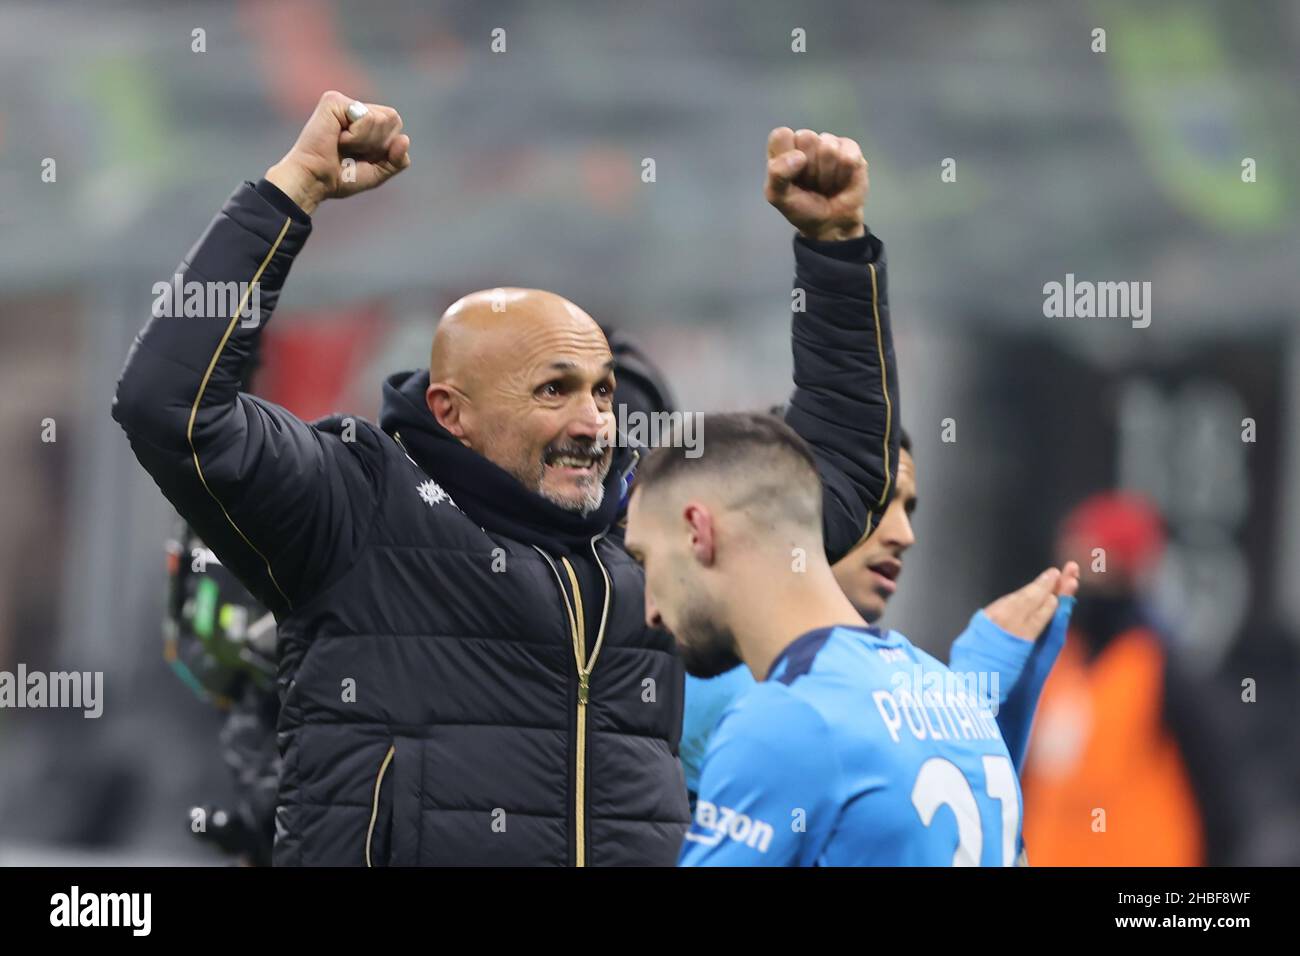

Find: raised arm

[678,130,900,798]
[764,127,900,563]
[949,563,1080,772]
[112,92,411,614]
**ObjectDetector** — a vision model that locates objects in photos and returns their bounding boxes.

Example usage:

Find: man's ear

[426,382,469,443]
[684,503,716,567]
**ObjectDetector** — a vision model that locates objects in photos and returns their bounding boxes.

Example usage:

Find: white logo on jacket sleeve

[416,479,455,508]
[685,799,773,852]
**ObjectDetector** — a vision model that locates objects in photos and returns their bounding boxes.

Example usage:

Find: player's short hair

[633,412,823,534]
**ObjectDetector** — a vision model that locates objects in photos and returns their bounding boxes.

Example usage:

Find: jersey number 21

[911,755,1019,866]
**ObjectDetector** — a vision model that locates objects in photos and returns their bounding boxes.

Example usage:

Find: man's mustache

[542,439,610,466]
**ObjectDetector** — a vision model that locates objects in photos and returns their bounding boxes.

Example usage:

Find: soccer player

[680,426,1070,799]
[623,413,1079,865]
[678,428,919,794]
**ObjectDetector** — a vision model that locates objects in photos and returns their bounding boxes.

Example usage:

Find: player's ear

[427,382,467,442]
[684,503,716,567]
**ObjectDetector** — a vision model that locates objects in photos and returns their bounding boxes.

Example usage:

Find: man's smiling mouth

[548,455,598,470]
[544,444,607,472]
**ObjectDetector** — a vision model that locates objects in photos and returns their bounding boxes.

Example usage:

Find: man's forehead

[897,449,916,490]
[433,287,608,383]
[535,354,615,376]
[509,304,609,371]
[469,306,612,383]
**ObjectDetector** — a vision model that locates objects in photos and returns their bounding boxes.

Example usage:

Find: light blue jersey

[679,624,1028,866]
[681,598,1075,795]
[680,666,755,795]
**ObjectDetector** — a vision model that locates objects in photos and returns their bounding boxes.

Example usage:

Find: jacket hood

[379,369,635,555]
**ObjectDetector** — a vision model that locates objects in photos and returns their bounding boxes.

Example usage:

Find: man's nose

[896,514,916,551]
[570,393,609,439]
[880,508,915,552]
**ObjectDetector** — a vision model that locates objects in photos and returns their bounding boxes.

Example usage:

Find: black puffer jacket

[112,180,898,865]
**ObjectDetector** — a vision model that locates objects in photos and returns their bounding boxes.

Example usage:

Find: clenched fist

[983,561,1080,641]
[265,91,411,215]
[765,127,868,242]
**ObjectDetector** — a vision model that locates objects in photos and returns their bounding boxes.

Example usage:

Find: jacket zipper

[365,744,396,867]
[534,536,612,867]
[392,428,629,865]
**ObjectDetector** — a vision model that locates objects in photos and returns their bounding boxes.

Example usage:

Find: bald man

[113,92,899,866]
[425,288,617,516]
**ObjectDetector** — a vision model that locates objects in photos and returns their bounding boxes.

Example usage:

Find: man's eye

[539,383,561,398]
[596,383,613,398]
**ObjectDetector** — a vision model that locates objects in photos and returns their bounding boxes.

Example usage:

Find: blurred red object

[1060,492,1166,577]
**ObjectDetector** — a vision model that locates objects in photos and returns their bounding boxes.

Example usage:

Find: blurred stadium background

[0,0,1297,864]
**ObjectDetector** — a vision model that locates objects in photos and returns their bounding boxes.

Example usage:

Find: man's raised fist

[765,127,868,242]
[265,91,411,215]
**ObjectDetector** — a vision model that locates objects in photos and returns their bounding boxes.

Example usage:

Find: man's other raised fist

[265,90,411,215]
[765,127,868,242]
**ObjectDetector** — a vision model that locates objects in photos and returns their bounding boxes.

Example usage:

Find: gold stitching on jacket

[850,261,893,549]
[185,216,294,606]
[869,262,893,509]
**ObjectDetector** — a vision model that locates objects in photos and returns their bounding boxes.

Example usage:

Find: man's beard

[500,451,610,516]
[673,602,743,679]
[538,476,606,516]
[479,428,611,515]
[530,440,612,516]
